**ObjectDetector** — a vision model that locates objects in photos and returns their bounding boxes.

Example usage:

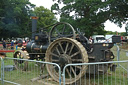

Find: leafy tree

[105,31,118,35]
[0,0,35,39]
[33,6,57,31]
[120,32,127,36]
[51,0,128,37]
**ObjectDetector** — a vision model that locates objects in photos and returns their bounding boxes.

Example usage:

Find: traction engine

[14,18,121,84]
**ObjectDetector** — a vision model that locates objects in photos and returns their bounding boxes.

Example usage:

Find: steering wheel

[49,22,76,43]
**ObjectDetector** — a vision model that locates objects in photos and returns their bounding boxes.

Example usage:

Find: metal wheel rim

[14,51,28,71]
[49,22,76,43]
[46,38,88,84]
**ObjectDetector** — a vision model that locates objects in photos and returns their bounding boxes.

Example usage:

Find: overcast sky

[29,0,126,32]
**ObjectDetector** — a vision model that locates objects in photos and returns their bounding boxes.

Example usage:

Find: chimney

[31,16,38,40]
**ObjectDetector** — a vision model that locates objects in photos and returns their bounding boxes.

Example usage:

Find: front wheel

[14,50,28,71]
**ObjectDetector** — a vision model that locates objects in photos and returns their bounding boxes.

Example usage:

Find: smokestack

[31,16,38,40]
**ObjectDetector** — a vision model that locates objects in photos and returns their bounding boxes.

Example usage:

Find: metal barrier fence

[113,44,128,61]
[62,60,128,85]
[0,57,61,85]
[0,57,4,85]
[1,57,128,85]
[0,48,15,85]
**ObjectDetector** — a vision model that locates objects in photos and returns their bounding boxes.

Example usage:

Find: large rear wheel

[45,38,88,84]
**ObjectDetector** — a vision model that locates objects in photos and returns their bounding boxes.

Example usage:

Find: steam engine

[14,17,121,84]
[26,32,49,60]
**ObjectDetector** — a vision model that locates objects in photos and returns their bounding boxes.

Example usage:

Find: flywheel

[45,38,88,84]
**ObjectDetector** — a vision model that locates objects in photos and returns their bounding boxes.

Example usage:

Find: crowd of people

[1,40,14,49]
[1,38,30,50]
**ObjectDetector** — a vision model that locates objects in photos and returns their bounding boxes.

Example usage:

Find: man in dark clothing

[11,40,14,49]
[2,40,6,49]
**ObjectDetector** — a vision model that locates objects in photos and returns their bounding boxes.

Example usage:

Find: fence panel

[0,57,4,85]
[112,44,128,61]
[62,60,128,85]
[2,57,61,85]
[0,57,1,82]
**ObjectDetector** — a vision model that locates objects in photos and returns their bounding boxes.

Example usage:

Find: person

[16,44,18,50]
[11,40,14,49]
[89,36,93,44]
[2,40,6,49]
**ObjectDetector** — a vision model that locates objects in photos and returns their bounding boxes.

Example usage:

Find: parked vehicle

[92,35,106,43]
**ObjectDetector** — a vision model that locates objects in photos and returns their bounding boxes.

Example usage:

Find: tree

[51,0,128,37]
[125,23,128,35]
[33,6,57,30]
[0,0,35,39]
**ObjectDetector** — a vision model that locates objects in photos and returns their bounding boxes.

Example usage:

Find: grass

[0,44,128,85]
[0,46,56,85]
[1,58,57,85]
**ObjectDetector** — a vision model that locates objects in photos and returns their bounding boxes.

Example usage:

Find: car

[92,35,106,43]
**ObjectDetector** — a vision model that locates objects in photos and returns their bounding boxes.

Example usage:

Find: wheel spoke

[69,44,74,55]
[71,51,80,58]
[55,28,61,37]
[19,52,21,56]
[72,65,82,70]
[50,52,60,58]
[65,42,69,54]
[66,68,72,78]
[17,53,21,57]
[71,59,83,62]
[20,55,23,58]
[51,65,59,74]
[52,59,59,62]
[20,63,23,68]
[58,42,64,53]
[62,24,66,34]
[71,66,77,77]
[14,60,18,64]
[51,65,56,70]
[55,47,60,55]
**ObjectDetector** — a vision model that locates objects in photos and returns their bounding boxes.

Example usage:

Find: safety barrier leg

[1,57,4,85]
[115,44,120,66]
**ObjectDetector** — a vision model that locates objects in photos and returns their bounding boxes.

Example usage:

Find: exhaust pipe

[31,16,38,40]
